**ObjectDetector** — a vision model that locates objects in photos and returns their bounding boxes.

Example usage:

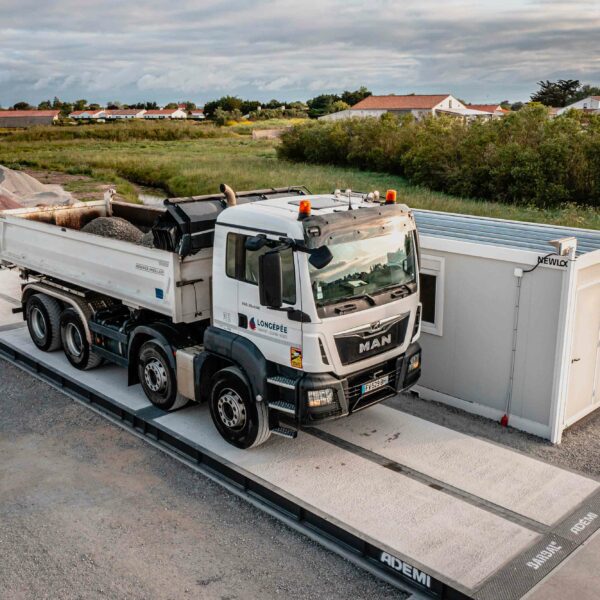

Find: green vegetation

[0,123,597,229]
[279,105,600,211]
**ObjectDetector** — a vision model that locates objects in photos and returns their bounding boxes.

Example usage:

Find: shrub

[278,106,600,208]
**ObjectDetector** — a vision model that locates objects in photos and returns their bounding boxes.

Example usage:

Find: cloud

[0,0,598,106]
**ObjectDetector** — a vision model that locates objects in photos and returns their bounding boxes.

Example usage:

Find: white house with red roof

[144,108,187,119]
[68,109,107,120]
[320,94,467,121]
[0,110,60,127]
[465,104,508,117]
[557,96,600,115]
[189,108,205,120]
[105,109,146,119]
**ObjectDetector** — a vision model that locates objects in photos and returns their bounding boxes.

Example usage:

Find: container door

[565,282,600,425]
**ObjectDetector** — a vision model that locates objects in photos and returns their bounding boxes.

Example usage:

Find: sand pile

[0,165,74,209]
[82,217,144,244]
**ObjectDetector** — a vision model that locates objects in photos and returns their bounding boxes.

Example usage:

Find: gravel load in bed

[81,217,144,244]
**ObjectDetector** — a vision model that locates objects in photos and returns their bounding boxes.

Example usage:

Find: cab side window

[226,233,296,304]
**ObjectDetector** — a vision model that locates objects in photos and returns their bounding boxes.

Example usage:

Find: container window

[419,255,445,336]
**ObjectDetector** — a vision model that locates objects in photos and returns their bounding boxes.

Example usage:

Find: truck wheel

[60,308,102,370]
[26,294,63,352]
[138,341,188,411]
[209,367,271,449]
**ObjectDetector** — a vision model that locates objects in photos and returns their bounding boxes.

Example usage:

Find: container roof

[414,210,600,256]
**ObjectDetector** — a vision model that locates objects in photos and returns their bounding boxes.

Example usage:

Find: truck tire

[209,367,271,449]
[26,293,63,352]
[59,308,102,370]
[137,341,188,411]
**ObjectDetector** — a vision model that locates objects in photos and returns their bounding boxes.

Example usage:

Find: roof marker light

[298,199,311,220]
[385,189,397,204]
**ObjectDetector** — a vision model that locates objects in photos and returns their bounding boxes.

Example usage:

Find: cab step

[268,401,296,415]
[266,376,297,390]
[271,426,298,439]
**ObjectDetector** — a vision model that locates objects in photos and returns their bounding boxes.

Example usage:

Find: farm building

[189,109,205,120]
[557,96,600,115]
[144,108,187,119]
[414,210,600,443]
[105,109,146,119]
[68,109,107,120]
[0,110,60,128]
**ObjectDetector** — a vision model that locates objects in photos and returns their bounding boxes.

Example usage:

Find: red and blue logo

[249,317,257,330]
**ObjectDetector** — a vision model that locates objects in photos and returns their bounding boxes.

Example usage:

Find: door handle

[571,358,581,363]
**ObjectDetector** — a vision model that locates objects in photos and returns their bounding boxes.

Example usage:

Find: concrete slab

[0,269,22,328]
[155,406,538,590]
[317,405,599,526]
[0,327,151,412]
[525,529,600,600]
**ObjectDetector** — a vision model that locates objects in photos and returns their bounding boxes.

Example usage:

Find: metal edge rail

[0,337,470,600]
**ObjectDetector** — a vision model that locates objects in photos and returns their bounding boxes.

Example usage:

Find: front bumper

[298,342,421,424]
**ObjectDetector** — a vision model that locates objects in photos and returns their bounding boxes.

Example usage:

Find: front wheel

[209,367,271,449]
[137,341,188,411]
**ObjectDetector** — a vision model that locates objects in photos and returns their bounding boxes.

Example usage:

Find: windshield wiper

[380,283,412,297]
[352,293,377,306]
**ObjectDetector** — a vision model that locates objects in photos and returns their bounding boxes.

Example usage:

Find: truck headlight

[307,388,334,407]
[408,352,421,373]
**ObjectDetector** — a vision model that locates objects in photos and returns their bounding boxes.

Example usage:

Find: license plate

[361,375,389,395]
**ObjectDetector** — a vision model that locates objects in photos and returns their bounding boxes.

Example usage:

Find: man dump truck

[0,185,422,447]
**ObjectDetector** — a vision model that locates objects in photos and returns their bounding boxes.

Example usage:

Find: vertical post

[549,244,578,444]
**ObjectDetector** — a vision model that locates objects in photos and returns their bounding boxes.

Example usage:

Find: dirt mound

[0,165,73,208]
[0,194,22,210]
[82,217,144,244]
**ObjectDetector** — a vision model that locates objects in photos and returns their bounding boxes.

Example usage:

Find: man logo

[359,334,392,354]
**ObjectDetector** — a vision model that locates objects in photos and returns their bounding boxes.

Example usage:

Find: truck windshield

[309,229,416,308]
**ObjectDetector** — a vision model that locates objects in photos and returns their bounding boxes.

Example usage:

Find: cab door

[225,231,304,371]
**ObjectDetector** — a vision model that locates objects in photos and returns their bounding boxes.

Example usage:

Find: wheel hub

[144,359,168,393]
[64,322,83,357]
[30,307,47,339]
[217,388,247,430]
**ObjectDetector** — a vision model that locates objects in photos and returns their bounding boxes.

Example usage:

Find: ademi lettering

[359,334,392,354]
[526,541,563,570]
[570,512,598,535]
[537,256,568,268]
[380,552,431,588]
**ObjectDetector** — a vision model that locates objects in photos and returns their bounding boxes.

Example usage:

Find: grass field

[0,130,597,229]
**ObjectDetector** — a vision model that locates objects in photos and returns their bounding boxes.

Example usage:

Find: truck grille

[345,359,398,412]
[334,314,409,366]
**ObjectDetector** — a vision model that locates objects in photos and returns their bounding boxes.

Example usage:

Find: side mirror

[258,252,283,308]
[308,246,333,270]
[245,235,267,252]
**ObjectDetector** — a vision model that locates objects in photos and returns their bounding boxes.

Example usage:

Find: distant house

[557,96,600,115]
[144,108,187,120]
[68,109,107,120]
[105,109,146,120]
[0,110,60,128]
[189,109,205,120]
[465,104,508,117]
[347,94,467,120]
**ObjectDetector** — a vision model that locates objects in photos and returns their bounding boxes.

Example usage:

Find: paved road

[0,358,404,600]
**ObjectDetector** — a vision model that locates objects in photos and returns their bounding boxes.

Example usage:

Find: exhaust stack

[220,183,237,207]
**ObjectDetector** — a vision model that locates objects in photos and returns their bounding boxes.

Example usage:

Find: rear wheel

[138,340,188,411]
[59,308,102,370]
[26,293,62,352]
[209,367,271,449]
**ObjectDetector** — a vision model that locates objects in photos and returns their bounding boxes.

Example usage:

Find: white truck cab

[1,186,422,448]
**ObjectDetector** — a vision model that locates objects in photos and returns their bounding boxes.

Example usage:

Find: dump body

[0,201,212,323]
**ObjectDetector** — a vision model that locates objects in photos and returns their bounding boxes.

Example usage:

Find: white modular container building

[413,210,600,443]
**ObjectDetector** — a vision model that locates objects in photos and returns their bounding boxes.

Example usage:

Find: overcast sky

[1,0,598,106]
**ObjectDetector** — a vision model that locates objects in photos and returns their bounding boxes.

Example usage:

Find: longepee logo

[249,316,288,337]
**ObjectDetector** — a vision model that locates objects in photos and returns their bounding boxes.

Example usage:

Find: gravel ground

[0,359,404,600]
[387,393,600,478]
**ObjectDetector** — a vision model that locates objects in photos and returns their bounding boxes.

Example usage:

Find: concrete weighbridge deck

[1,324,599,600]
